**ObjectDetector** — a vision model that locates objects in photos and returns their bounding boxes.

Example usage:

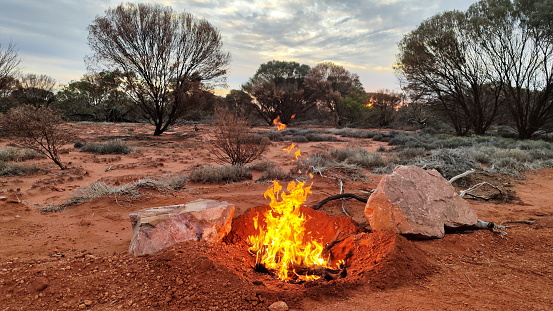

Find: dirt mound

[331,230,435,288]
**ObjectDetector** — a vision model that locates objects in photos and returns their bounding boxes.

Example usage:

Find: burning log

[254,263,347,282]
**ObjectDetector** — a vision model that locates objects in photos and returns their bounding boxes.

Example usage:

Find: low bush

[80,139,132,154]
[257,166,291,182]
[0,161,40,176]
[248,160,277,172]
[294,156,366,181]
[0,147,43,162]
[188,165,252,183]
[329,128,377,139]
[330,147,387,169]
[398,147,428,159]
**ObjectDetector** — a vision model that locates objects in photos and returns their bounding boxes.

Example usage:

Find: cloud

[0,0,477,91]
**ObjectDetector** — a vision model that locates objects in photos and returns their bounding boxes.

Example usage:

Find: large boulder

[129,199,235,256]
[364,166,477,239]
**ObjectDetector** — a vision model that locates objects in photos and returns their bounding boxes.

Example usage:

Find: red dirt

[1,123,552,310]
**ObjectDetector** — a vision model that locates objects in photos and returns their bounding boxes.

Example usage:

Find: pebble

[269,301,289,311]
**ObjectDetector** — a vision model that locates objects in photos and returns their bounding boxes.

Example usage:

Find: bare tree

[0,42,20,92]
[87,3,231,135]
[209,107,270,166]
[304,62,365,127]
[1,105,74,170]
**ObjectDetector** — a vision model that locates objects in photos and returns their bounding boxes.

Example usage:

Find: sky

[0,0,477,93]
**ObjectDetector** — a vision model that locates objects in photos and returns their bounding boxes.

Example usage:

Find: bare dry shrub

[209,108,270,166]
[0,105,75,169]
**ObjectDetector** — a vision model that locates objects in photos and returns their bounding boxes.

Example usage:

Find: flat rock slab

[129,199,235,256]
[364,165,478,239]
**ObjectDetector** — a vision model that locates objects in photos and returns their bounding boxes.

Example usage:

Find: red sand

[1,122,552,310]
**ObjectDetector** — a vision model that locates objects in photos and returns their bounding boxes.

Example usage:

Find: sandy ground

[0,122,551,310]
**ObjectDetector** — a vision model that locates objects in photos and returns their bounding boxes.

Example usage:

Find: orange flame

[283,143,296,153]
[273,116,287,131]
[248,181,331,281]
[249,116,328,281]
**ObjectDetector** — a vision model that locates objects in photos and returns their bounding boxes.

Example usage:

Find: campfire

[246,117,346,282]
[247,180,345,282]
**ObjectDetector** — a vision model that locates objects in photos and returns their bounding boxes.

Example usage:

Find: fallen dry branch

[500,219,536,225]
[313,194,510,236]
[460,182,503,200]
[311,193,368,210]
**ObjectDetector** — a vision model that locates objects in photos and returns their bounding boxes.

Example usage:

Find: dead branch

[460,182,503,200]
[500,219,536,225]
[311,193,368,210]
[338,179,351,217]
[448,169,475,184]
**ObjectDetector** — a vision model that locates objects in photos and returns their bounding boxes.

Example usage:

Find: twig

[464,273,473,288]
[460,182,503,199]
[312,193,368,210]
[338,179,351,217]
[500,219,536,225]
[449,169,475,184]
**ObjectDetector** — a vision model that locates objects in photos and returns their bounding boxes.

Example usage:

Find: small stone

[29,277,49,292]
[84,299,93,306]
[269,301,289,311]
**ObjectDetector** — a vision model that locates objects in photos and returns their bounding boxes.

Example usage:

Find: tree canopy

[87,3,231,135]
[242,60,314,125]
[304,62,365,126]
[396,0,553,138]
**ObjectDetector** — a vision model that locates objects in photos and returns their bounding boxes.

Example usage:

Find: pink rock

[365,166,477,239]
[129,199,235,256]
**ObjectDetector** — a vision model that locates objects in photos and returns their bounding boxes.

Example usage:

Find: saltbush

[188,165,252,183]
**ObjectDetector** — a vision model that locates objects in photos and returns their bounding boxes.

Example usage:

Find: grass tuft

[80,139,132,154]
[188,165,252,183]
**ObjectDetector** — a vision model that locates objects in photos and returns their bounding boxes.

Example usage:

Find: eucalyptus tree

[396,10,503,135]
[304,62,365,126]
[470,0,553,138]
[11,74,57,108]
[242,60,314,125]
[88,3,231,135]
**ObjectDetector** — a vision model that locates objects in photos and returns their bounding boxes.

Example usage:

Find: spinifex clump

[247,180,343,281]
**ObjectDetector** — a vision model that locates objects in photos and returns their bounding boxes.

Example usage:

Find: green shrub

[188,165,252,183]
[80,139,132,154]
